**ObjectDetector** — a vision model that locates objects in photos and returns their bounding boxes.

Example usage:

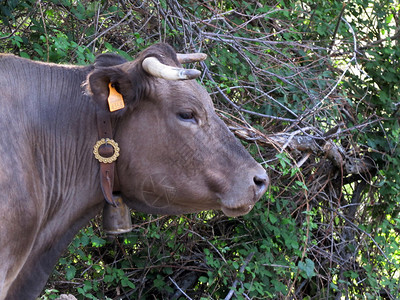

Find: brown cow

[0,43,268,299]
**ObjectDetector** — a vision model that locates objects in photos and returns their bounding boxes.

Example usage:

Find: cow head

[87,43,268,217]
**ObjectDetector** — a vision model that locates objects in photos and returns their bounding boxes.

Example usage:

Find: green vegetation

[1,0,399,299]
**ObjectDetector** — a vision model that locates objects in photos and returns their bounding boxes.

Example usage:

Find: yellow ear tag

[107,83,125,112]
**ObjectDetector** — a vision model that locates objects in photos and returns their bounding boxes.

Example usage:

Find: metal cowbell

[102,196,132,235]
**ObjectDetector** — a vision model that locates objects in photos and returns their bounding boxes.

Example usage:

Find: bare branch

[224,252,255,300]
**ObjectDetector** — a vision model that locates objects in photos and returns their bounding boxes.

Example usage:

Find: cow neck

[95,109,120,206]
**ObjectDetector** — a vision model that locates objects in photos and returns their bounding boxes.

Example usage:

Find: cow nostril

[254,176,266,188]
[253,173,269,197]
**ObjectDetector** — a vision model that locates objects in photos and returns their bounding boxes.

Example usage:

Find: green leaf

[295,180,307,190]
[104,275,114,283]
[199,276,208,283]
[232,261,240,269]
[19,52,30,59]
[65,265,76,280]
[121,277,135,289]
[153,277,165,288]
[91,236,106,247]
[269,213,278,224]
[298,259,316,279]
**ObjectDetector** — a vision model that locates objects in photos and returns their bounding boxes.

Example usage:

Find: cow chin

[221,203,254,217]
[125,194,253,217]
[121,194,219,216]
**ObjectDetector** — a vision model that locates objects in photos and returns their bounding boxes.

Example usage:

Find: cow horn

[176,53,207,64]
[142,57,201,80]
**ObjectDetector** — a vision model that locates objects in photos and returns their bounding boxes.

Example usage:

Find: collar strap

[93,110,118,206]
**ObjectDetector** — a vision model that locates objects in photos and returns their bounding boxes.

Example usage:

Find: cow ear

[94,53,128,67]
[86,66,136,112]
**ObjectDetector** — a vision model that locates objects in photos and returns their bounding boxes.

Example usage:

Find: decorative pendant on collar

[93,138,120,163]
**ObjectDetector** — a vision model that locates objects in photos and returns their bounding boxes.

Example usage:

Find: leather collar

[94,109,119,206]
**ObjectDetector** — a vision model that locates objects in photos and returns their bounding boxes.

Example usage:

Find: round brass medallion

[93,138,120,163]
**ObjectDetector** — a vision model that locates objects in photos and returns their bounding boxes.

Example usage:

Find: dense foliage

[1,0,399,299]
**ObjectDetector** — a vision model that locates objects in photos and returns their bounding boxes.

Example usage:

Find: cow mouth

[221,203,254,217]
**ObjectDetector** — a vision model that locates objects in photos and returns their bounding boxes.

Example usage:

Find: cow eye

[177,112,196,124]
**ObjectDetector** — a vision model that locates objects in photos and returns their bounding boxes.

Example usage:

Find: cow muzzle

[220,168,269,217]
